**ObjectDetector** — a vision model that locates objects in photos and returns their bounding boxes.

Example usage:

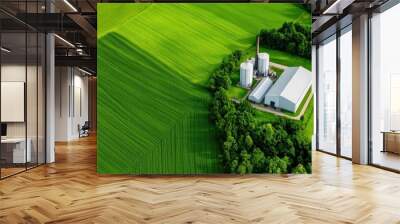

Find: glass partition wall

[370,3,400,171]
[316,25,353,159]
[0,31,27,177]
[0,3,46,179]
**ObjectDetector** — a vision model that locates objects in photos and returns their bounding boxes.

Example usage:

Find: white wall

[264,95,280,108]
[55,66,70,141]
[1,65,36,138]
[72,72,89,138]
[280,97,296,113]
[55,67,89,141]
[1,65,27,141]
[76,73,89,124]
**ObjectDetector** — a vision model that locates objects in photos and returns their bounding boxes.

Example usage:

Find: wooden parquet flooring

[1,135,400,224]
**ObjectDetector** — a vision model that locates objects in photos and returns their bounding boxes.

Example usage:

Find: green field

[226,86,248,100]
[242,45,311,70]
[98,3,311,174]
[264,47,312,70]
[304,97,314,138]
[254,110,279,123]
[270,66,284,77]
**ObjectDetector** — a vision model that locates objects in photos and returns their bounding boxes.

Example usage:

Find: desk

[382,131,400,154]
[1,138,31,163]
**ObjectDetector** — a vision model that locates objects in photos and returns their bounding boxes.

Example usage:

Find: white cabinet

[1,138,32,163]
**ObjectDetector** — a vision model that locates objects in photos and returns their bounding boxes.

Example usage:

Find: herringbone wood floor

[1,135,400,224]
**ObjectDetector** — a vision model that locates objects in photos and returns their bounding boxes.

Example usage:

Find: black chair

[79,121,90,138]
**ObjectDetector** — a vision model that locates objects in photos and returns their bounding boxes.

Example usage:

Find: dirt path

[251,93,312,120]
[234,91,313,120]
[270,62,288,70]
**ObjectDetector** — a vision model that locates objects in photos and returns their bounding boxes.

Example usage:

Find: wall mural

[98,3,312,174]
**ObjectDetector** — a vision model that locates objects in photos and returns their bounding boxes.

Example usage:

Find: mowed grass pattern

[98,34,219,173]
[98,4,311,174]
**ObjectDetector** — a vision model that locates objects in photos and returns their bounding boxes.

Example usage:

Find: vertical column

[312,45,317,150]
[88,77,97,132]
[46,0,55,163]
[54,67,73,141]
[352,14,369,164]
[336,30,341,156]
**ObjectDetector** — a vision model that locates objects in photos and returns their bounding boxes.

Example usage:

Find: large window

[316,24,353,159]
[339,26,352,158]
[317,35,337,154]
[370,3,400,171]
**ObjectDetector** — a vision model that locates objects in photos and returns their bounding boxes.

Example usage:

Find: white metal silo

[240,62,253,88]
[248,58,255,68]
[258,53,269,76]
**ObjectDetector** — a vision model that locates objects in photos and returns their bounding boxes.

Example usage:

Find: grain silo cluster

[239,52,270,88]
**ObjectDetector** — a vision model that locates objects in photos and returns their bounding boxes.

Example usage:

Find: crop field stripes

[135,110,220,174]
[98,32,219,174]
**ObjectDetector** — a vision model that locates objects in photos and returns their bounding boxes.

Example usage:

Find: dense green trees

[259,22,311,58]
[292,164,307,174]
[208,48,311,174]
[208,50,242,92]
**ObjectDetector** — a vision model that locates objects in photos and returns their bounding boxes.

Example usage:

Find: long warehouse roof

[265,67,311,104]
[248,77,273,103]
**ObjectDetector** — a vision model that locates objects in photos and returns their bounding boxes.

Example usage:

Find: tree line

[259,22,311,58]
[208,49,311,174]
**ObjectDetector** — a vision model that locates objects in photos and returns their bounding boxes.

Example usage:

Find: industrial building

[239,61,253,88]
[248,77,273,103]
[264,66,311,112]
[258,53,269,76]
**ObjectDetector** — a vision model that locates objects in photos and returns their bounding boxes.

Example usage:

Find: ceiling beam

[55,55,96,70]
[12,13,82,32]
[67,13,97,46]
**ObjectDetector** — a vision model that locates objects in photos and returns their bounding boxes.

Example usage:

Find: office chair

[79,121,90,138]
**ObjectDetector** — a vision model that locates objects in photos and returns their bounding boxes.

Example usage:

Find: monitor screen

[1,123,7,137]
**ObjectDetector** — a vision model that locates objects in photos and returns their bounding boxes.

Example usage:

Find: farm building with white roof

[264,66,312,113]
[248,77,273,103]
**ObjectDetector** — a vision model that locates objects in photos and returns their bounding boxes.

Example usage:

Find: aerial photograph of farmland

[97,3,312,174]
